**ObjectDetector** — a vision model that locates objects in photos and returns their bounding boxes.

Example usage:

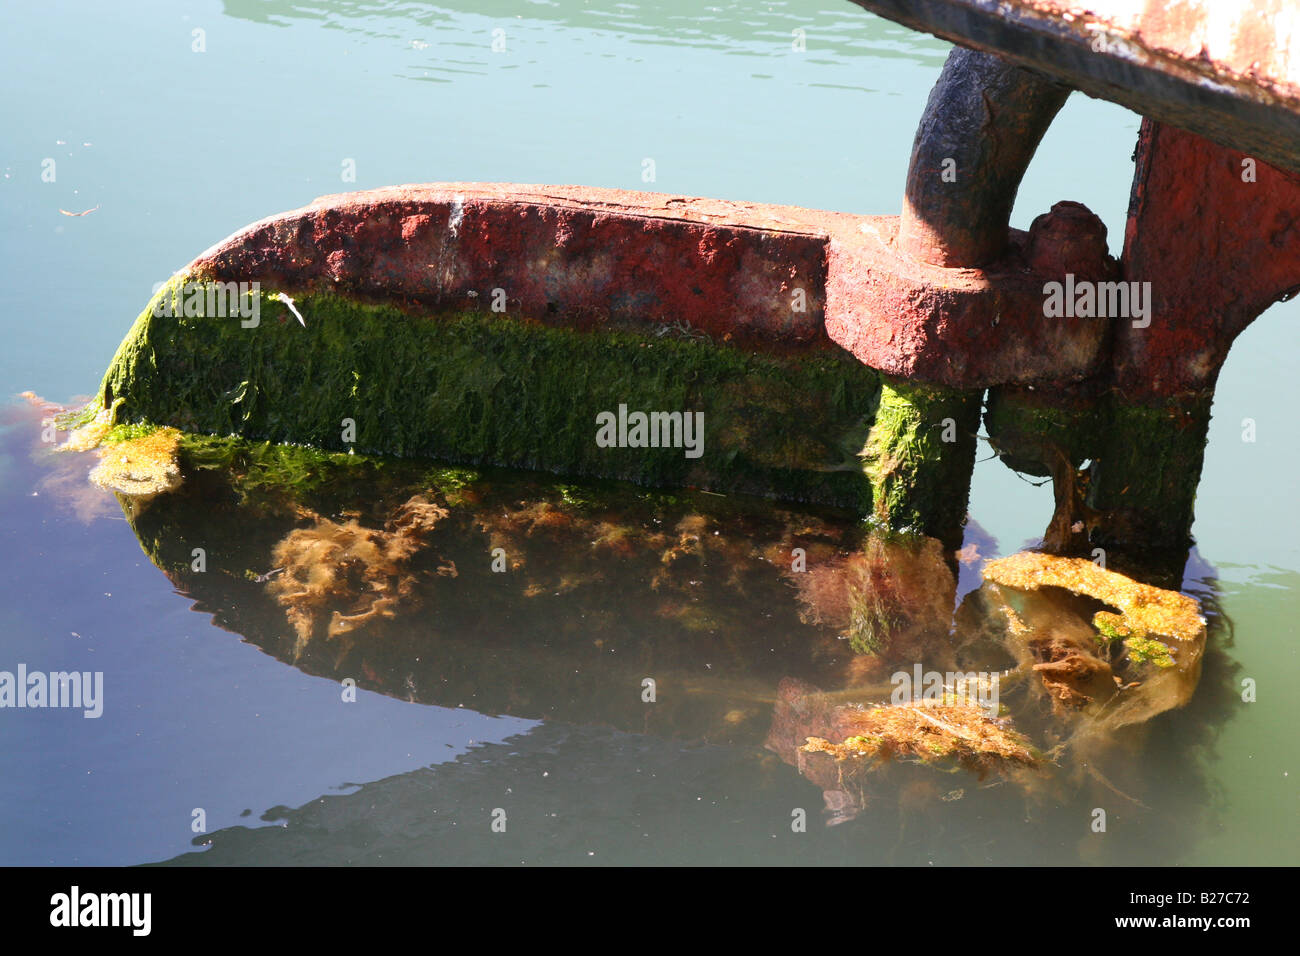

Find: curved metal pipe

[898,47,1071,268]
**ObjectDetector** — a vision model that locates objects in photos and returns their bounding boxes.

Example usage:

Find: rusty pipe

[898,47,1072,268]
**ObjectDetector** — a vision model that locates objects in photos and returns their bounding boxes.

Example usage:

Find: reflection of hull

[120,435,1214,829]
[126,445,912,745]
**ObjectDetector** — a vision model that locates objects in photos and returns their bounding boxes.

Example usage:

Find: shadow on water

[33,417,1239,865]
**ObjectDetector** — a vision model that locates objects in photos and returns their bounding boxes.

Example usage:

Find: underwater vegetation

[764,549,1209,822]
[23,403,1219,835]
[801,696,1039,774]
[267,495,458,653]
[983,551,1206,649]
[790,530,954,660]
[47,402,184,502]
[980,551,1206,726]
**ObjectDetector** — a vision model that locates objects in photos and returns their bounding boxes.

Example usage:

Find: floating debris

[983,551,1205,653]
[980,552,1206,725]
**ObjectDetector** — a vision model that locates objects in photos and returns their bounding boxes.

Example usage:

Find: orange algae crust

[982,551,1205,649]
[88,427,183,497]
[61,410,113,452]
[801,697,1039,776]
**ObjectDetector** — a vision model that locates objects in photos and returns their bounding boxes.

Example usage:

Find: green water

[0,0,1295,865]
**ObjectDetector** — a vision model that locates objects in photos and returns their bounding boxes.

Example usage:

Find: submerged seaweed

[979,552,1207,728]
[802,696,1039,775]
[790,530,955,658]
[267,495,457,652]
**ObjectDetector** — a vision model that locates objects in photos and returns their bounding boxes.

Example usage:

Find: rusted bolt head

[1027,201,1110,277]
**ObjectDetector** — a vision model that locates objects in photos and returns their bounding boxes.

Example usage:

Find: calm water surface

[0,0,1296,865]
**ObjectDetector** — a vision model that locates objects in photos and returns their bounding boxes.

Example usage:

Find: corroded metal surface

[899,47,1071,268]
[1116,119,1300,399]
[825,209,1112,386]
[192,183,833,350]
[189,183,1110,389]
[850,0,1300,175]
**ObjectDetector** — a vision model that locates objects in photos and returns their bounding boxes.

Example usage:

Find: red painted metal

[1116,120,1300,400]
[181,114,1300,406]
[825,210,1111,387]
[193,184,831,350]
[189,182,1109,389]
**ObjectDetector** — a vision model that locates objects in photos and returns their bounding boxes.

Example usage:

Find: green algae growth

[99,276,883,512]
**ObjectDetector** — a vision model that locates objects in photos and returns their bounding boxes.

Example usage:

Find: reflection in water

[122,435,869,742]
[792,533,954,663]
[45,422,1239,862]
[268,495,458,650]
[0,396,1251,862]
[6,394,121,523]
